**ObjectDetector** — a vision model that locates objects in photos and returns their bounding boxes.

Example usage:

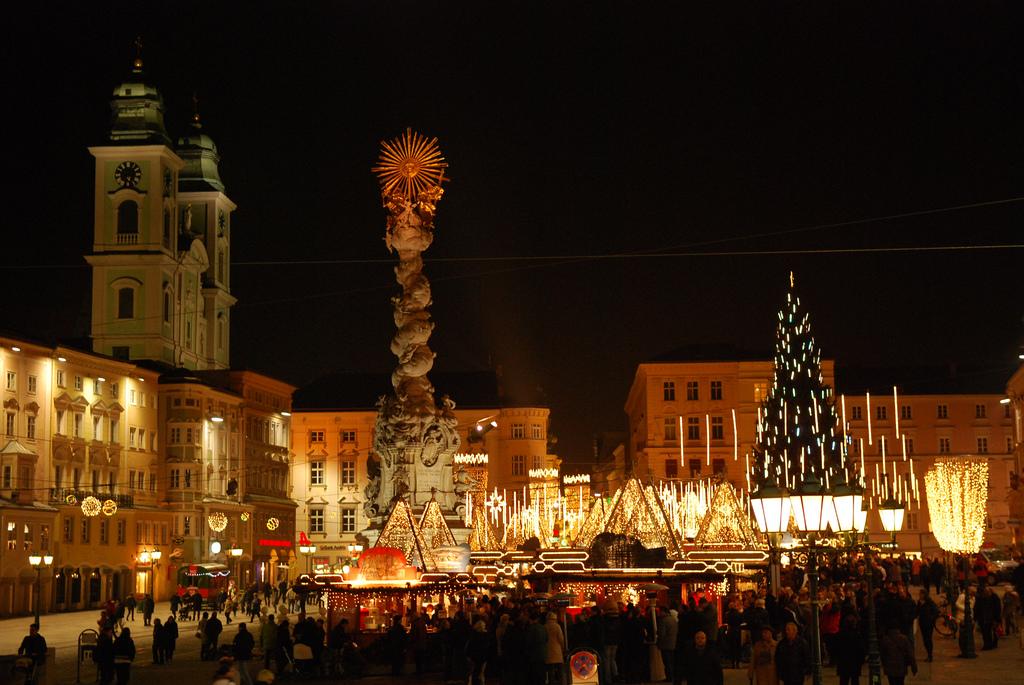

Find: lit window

[309,508,324,534]
[753,382,768,403]
[341,507,356,533]
[663,381,675,401]
[341,461,356,485]
[310,461,325,486]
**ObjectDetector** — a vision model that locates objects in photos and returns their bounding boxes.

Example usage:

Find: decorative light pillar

[925,457,988,659]
[28,554,53,628]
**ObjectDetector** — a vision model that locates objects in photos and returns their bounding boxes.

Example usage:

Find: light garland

[529,467,559,480]
[376,498,434,570]
[925,457,988,554]
[101,499,118,516]
[266,517,280,531]
[563,474,591,485]
[81,496,102,517]
[419,498,457,550]
[208,512,229,532]
[65,494,78,506]
[240,512,250,521]
[453,453,489,465]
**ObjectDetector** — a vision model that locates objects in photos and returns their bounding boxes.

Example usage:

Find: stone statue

[370,131,461,517]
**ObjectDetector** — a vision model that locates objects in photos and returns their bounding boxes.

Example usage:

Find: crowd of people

[12,550,1024,685]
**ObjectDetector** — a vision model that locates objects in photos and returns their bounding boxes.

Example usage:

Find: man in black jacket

[681,631,723,685]
[916,589,939,661]
[774,622,811,685]
[93,625,115,685]
[233,622,256,685]
[204,611,223,659]
[18,624,47,666]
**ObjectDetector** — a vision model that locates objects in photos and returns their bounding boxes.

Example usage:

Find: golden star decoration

[372,128,447,200]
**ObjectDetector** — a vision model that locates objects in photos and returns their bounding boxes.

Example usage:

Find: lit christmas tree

[752,274,848,493]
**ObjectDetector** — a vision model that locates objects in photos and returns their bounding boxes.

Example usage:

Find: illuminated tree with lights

[375,497,434,570]
[752,274,846,491]
[419,496,457,550]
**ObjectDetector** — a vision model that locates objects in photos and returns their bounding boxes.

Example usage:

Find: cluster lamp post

[27,554,54,628]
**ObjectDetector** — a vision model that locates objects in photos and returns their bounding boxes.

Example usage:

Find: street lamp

[28,555,53,628]
[750,482,791,591]
[790,476,841,685]
[229,546,243,587]
[298,544,317,574]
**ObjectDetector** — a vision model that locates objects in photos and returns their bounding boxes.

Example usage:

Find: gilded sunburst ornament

[372,128,447,200]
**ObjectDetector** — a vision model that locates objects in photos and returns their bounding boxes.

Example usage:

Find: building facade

[624,354,836,486]
[290,375,557,571]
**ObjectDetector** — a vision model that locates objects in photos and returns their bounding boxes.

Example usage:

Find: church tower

[86,53,233,369]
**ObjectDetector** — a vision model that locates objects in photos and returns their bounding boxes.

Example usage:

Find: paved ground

[0,601,1021,684]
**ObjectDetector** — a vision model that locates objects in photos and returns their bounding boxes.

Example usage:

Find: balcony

[116,232,139,245]
[48,488,135,509]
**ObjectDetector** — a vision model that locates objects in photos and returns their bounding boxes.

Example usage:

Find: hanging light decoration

[240,512,250,522]
[208,512,229,532]
[65,494,78,506]
[81,496,102,517]
[266,517,280,531]
[101,499,118,516]
[925,457,988,554]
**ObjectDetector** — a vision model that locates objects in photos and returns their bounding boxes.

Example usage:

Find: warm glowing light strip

[731,409,738,461]
[529,468,559,479]
[866,392,873,445]
[454,453,489,465]
[563,474,590,485]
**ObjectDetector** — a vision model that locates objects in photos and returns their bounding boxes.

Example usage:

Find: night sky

[5,3,1023,463]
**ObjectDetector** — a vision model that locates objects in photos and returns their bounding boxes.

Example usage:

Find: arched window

[117,201,138,242]
[117,287,134,319]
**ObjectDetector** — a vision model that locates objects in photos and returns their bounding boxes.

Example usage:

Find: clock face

[114,161,142,188]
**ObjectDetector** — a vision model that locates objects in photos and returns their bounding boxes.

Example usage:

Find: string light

[925,457,989,555]
[266,517,280,531]
[208,512,229,532]
[81,496,101,517]
[101,499,118,516]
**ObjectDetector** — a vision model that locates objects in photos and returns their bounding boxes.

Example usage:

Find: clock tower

[86,55,233,369]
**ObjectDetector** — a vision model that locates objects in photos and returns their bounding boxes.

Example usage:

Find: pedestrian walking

[164,615,178,663]
[152,619,166,665]
[657,607,678,685]
[125,595,136,623]
[976,585,1001,650]
[112,627,136,685]
[832,615,865,685]
[94,625,115,685]
[880,626,916,685]
[170,593,180,618]
[260,614,278,670]
[747,626,778,685]
[467,619,493,685]
[544,612,566,685]
[233,622,256,685]
[774,622,811,685]
[681,631,723,685]
[142,595,154,627]
[204,611,224,659]
[916,590,939,662]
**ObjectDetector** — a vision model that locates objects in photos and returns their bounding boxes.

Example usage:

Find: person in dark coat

[141,595,153,627]
[774,622,811,685]
[111,627,135,685]
[233,623,256,685]
[681,631,723,685]
[879,626,916,685]
[164,615,178,663]
[151,619,166,665]
[975,585,1001,650]
[385,615,408,676]
[124,595,136,623]
[169,593,180,617]
[832,615,865,685]
[466,620,493,685]
[525,611,549,685]
[275,616,293,674]
[916,589,939,661]
[204,611,223,659]
[93,626,115,685]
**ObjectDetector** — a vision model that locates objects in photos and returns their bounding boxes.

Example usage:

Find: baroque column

[367,129,461,518]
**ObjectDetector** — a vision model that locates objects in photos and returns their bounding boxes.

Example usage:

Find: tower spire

[191,92,202,130]
[132,36,144,73]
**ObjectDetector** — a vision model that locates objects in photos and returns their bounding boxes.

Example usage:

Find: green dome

[176,116,225,192]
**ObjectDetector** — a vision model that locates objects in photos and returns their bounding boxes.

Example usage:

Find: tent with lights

[374,497,436,571]
[602,478,683,558]
[573,496,610,548]
[693,482,760,549]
